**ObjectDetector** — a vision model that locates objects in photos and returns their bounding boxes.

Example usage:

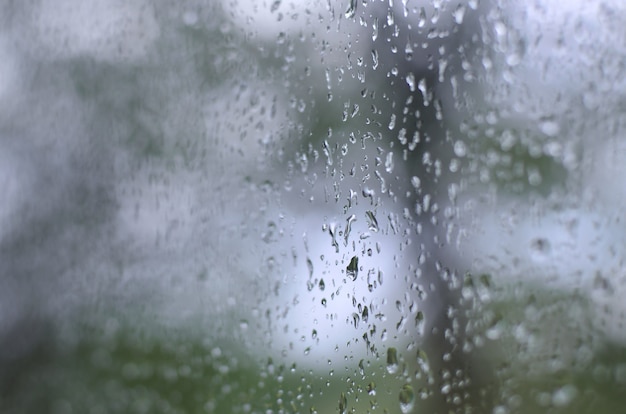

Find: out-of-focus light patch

[28,0,160,62]
[270,211,420,368]
[486,0,626,128]
[458,201,626,344]
[259,125,434,368]
[447,1,626,348]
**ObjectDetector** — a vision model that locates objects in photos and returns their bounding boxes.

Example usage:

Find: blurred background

[1,0,626,413]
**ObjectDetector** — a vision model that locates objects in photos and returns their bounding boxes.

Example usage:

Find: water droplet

[415,311,425,336]
[307,257,314,278]
[328,222,339,253]
[372,17,379,41]
[485,313,503,340]
[416,349,430,376]
[479,274,492,288]
[262,221,277,243]
[347,256,359,281]
[388,113,397,130]
[593,274,613,295]
[270,0,281,13]
[528,167,542,186]
[530,237,551,261]
[386,9,394,25]
[506,52,522,66]
[418,7,427,28]
[405,41,413,61]
[552,384,577,407]
[344,214,356,246]
[365,210,379,232]
[453,4,466,24]
[344,0,357,18]
[322,140,333,166]
[406,72,416,92]
[350,104,360,118]
[411,176,421,190]
[339,392,348,414]
[453,140,467,157]
[399,384,415,413]
[539,119,560,137]
[371,49,379,70]
[385,151,394,173]
[418,78,430,106]
[319,278,325,291]
[386,347,399,374]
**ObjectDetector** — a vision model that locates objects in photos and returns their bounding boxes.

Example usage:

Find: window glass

[1,1,625,413]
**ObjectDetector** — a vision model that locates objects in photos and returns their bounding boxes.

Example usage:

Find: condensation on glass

[0,0,625,413]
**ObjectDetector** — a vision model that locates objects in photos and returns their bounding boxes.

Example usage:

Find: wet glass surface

[1,1,626,413]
